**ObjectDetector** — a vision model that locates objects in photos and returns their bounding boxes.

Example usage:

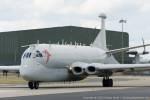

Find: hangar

[0,26,129,65]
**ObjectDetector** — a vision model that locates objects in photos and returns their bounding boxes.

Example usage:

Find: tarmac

[0,76,150,100]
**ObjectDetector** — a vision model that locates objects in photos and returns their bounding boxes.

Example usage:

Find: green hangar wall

[0,26,129,65]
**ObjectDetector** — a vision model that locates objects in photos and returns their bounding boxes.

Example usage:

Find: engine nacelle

[70,62,88,76]
[71,66,84,75]
[85,66,97,75]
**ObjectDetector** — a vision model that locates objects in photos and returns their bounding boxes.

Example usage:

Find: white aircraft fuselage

[1,13,150,89]
[20,44,106,82]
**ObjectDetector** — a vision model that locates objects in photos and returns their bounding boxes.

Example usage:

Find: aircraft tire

[28,82,34,89]
[34,82,39,89]
[102,78,113,87]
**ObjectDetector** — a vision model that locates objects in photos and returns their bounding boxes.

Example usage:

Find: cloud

[0,0,149,45]
[80,19,100,29]
[1,0,150,59]
[33,0,65,13]
[0,0,35,20]
[136,0,150,12]
[59,0,123,17]
[0,0,68,32]
[79,0,123,15]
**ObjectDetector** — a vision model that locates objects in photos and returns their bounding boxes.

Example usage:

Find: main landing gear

[102,77,113,87]
[28,82,39,89]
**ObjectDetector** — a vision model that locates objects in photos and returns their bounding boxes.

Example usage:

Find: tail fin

[92,13,107,50]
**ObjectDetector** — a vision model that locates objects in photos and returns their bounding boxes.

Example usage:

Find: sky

[0,0,150,47]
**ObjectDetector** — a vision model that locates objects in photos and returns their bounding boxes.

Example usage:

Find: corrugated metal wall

[0,26,129,65]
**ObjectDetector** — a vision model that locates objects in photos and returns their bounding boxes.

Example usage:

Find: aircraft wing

[91,63,150,73]
[0,65,20,72]
[70,62,150,76]
[106,43,150,54]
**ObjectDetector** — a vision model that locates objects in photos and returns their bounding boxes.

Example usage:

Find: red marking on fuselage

[43,49,51,64]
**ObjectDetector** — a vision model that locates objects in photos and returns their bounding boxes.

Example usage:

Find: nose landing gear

[28,82,39,89]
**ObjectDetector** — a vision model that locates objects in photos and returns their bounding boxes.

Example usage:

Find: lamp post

[119,19,127,64]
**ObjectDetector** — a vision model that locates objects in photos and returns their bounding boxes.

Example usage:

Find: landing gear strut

[28,82,39,89]
[102,77,113,87]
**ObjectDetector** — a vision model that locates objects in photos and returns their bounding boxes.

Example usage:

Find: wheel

[102,78,106,87]
[34,82,39,89]
[102,78,107,87]
[28,82,39,89]
[28,82,34,89]
[108,79,113,87]
[102,78,113,87]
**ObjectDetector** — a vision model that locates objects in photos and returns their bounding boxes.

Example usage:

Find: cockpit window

[23,52,32,59]
[23,53,26,59]
[23,50,43,59]
[29,53,31,57]
[35,50,43,57]
[26,53,31,58]
[26,53,29,58]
